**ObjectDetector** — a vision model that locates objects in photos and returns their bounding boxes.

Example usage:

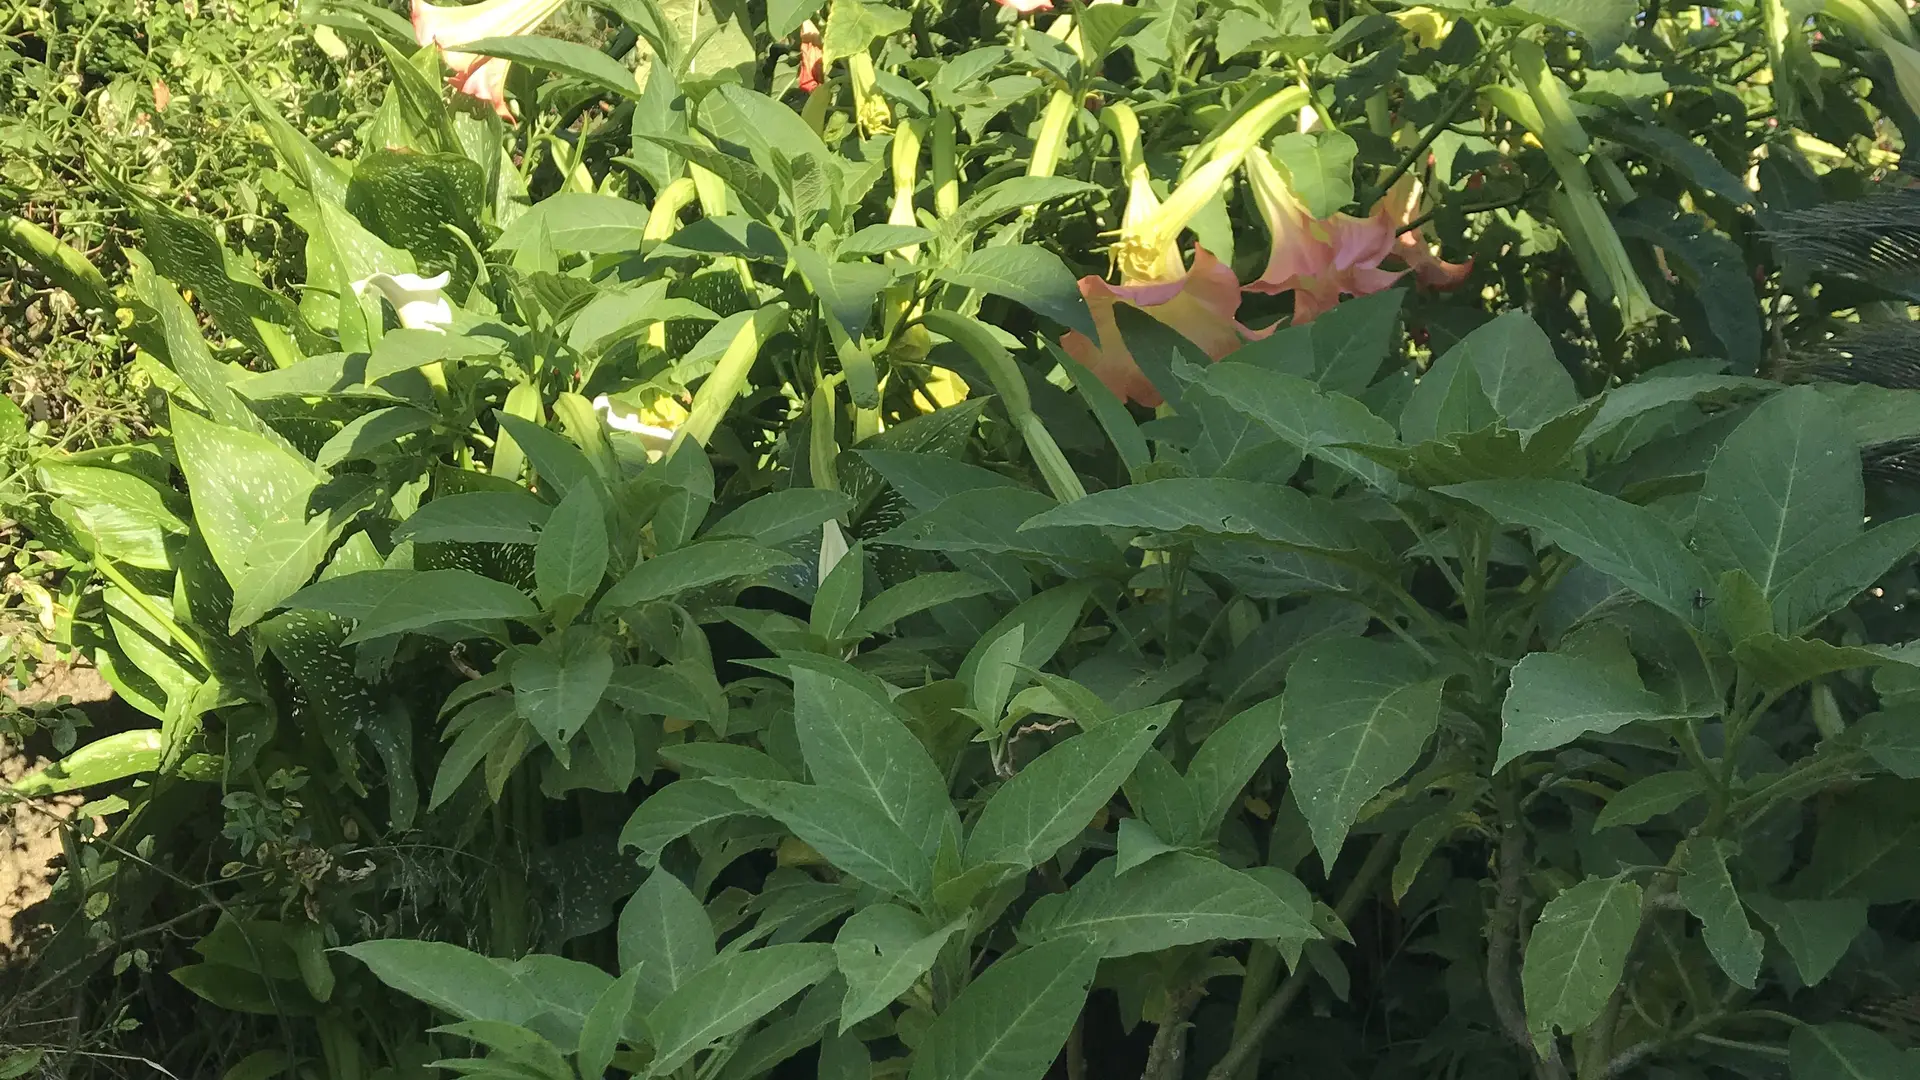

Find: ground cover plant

[6,1,1920,1078]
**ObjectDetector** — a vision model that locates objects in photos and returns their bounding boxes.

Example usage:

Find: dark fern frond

[1782,323,1920,389]
[1765,189,1920,299]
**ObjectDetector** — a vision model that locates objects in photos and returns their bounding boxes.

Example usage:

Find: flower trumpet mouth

[411,0,572,120]
[353,271,454,331]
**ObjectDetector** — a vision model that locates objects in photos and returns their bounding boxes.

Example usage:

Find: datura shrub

[6,2,1920,1079]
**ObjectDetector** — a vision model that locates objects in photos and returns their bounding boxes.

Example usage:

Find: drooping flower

[593,392,684,461]
[1381,174,1473,290]
[354,272,454,331]
[996,0,1054,14]
[1060,90,1306,406]
[797,20,825,93]
[411,0,571,121]
[1242,151,1402,324]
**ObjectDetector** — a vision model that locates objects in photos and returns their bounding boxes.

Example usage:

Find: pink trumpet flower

[1064,248,1248,408]
[797,20,825,92]
[411,0,571,121]
[1383,174,1473,290]
[995,0,1055,13]
[1243,151,1402,324]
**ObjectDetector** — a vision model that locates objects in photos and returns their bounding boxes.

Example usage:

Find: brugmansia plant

[5,1,1920,1078]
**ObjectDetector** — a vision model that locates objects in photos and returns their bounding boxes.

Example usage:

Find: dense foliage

[7,1,1920,1079]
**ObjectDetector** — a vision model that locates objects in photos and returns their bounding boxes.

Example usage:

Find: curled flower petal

[1061,248,1248,408]
[1244,152,1404,323]
[412,0,571,121]
[797,20,825,93]
[1382,176,1474,290]
[997,0,1054,13]
[353,271,454,331]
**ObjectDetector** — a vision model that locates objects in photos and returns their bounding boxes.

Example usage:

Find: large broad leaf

[1497,651,1709,769]
[934,245,1096,339]
[36,461,187,571]
[1184,695,1287,840]
[327,569,538,643]
[1522,876,1642,1059]
[511,628,613,758]
[1188,365,1402,495]
[645,944,835,1075]
[965,703,1175,871]
[1402,311,1577,442]
[1592,771,1708,830]
[1019,853,1317,957]
[726,780,934,902]
[1748,896,1865,988]
[904,934,1100,1080]
[1439,479,1711,623]
[618,871,717,1010]
[1788,1023,1912,1080]
[598,541,798,613]
[1772,515,1920,636]
[172,409,327,623]
[1691,387,1861,602]
[1021,478,1380,564]
[833,904,964,1032]
[792,669,957,855]
[1731,635,1920,694]
[394,491,552,546]
[618,778,755,867]
[493,191,651,254]
[705,489,854,546]
[535,482,610,608]
[462,35,642,101]
[1614,199,1762,374]
[338,941,531,1025]
[1793,780,1920,903]
[1268,131,1357,219]
[1677,839,1762,989]
[1280,637,1444,871]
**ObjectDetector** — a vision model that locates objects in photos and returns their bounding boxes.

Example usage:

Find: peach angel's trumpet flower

[411,0,571,121]
[796,20,825,93]
[1242,150,1402,325]
[1382,173,1473,291]
[1061,89,1306,407]
[996,0,1054,13]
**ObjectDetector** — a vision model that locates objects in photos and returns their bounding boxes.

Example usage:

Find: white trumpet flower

[353,271,454,332]
[592,394,677,461]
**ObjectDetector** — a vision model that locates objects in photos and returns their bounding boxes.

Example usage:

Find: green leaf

[536,482,610,609]
[395,492,552,546]
[492,192,652,254]
[512,628,613,758]
[633,134,780,218]
[618,871,716,1008]
[1748,896,1864,988]
[1772,515,1920,636]
[1280,637,1444,871]
[1858,707,1920,778]
[1793,780,1920,903]
[36,461,187,571]
[462,35,640,100]
[1693,386,1860,603]
[1022,478,1380,564]
[1184,695,1286,840]
[904,934,1100,1080]
[1267,131,1357,218]
[1598,119,1751,208]
[845,572,994,640]
[833,904,963,1031]
[1731,636,1920,695]
[727,780,934,901]
[599,541,798,613]
[645,944,835,1076]
[319,569,537,643]
[944,176,1100,240]
[1677,838,1763,989]
[172,409,325,607]
[576,967,642,1080]
[1521,876,1642,1059]
[934,245,1096,339]
[705,489,854,546]
[1188,365,1402,495]
[618,778,755,867]
[495,413,602,503]
[429,698,519,810]
[965,703,1175,871]
[1498,651,1709,769]
[1020,852,1317,957]
[1439,479,1711,623]
[1402,311,1577,441]
[1789,1023,1910,1080]
[1592,771,1708,831]
[1210,597,1368,706]
[338,940,531,1025]
[1508,0,1639,52]
[793,669,956,855]
[5,730,165,797]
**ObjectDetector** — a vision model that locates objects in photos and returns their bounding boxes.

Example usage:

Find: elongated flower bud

[1510,40,1588,156]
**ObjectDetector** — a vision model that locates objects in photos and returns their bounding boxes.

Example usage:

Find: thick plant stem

[1143,981,1207,1080]
[1203,836,1398,1080]
[1227,943,1280,1080]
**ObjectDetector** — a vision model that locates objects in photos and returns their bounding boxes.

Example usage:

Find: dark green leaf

[935,245,1096,339]
[1019,852,1317,957]
[904,934,1100,1080]
[645,944,835,1075]
[1522,876,1642,1059]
